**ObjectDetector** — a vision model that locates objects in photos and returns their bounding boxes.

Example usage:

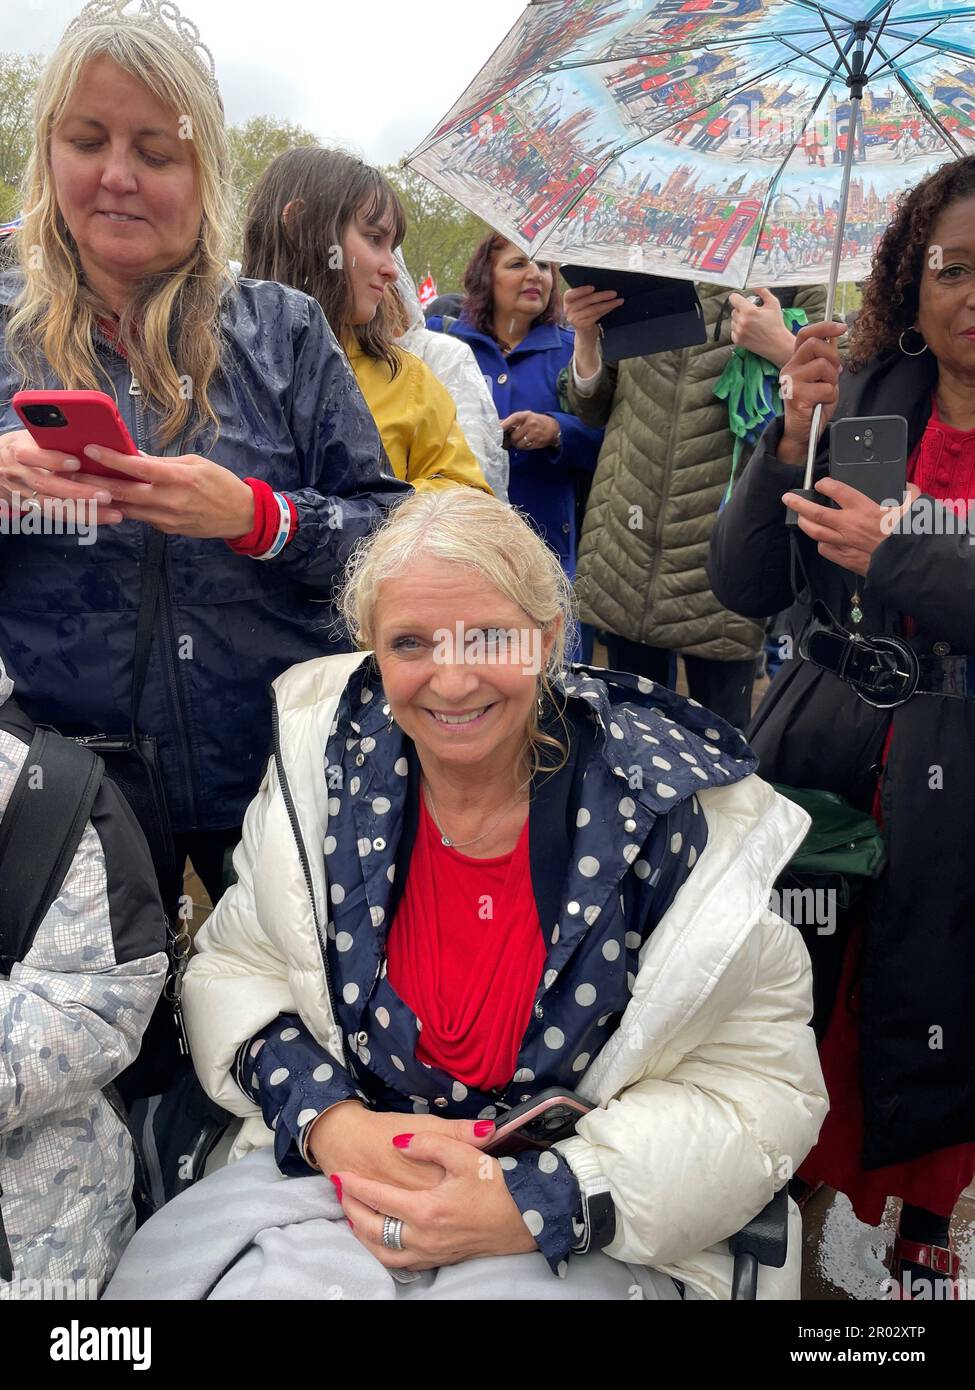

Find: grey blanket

[102,1149,698,1301]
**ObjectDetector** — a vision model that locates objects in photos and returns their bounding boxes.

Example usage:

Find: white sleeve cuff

[572,351,604,396]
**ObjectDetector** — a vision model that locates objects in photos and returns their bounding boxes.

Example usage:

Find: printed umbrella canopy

[407,0,975,295]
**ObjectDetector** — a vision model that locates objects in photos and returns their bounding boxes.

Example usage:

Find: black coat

[708,348,975,1169]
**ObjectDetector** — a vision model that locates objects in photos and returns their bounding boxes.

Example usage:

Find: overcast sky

[1,0,527,163]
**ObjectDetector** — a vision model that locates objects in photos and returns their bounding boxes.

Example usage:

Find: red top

[384,794,545,1091]
[907,394,975,505]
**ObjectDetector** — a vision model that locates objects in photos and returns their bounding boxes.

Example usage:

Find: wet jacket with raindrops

[0,271,411,832]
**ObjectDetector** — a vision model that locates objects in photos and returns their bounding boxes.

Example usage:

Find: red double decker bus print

[520,167,597,242]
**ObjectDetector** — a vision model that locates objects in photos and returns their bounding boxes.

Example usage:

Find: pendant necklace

[849,574,867,628]
[424,781,523,850]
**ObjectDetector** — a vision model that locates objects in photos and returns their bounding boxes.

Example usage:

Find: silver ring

[22,489,42,513]
[382,1214,405,1251]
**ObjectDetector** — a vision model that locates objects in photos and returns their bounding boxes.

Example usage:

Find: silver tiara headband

[63,0,220,97]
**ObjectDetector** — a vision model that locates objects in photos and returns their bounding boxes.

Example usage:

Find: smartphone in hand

[13,389,140,481]
[483,1088,594,1157]
[828,415,908,506]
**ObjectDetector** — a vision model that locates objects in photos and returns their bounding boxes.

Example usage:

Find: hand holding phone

[483,1088,594,1157]
[828,415,908,505]
[13,389,140,481]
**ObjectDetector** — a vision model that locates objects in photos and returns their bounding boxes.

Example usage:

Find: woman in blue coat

[429,234,603,584]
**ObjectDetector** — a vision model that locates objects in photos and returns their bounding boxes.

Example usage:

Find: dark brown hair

[461,232,561,340]
[241,146,408,376]
[850,155,975,367]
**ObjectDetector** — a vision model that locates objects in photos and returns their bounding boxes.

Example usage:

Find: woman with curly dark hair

[427,234,603,592]
[709,155,975,1300]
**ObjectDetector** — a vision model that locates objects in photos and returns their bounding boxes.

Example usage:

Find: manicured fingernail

[103,510,124,524]
[84,445,102,461]
[328,1174,342,1200]
[93,491,113,504]
[391,1133,414,1149]
[61,457,81,470]
[473,1120,495,1137]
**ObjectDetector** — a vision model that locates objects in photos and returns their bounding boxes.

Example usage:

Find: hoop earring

[898,325,928,356]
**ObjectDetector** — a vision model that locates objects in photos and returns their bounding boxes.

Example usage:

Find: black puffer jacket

[708,347,975,1168]
[0,273,411,832]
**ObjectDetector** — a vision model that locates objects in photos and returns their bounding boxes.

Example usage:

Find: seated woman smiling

[105,490,826,1302]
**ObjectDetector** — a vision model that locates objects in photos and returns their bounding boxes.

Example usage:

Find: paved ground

[802,1186,975,1300]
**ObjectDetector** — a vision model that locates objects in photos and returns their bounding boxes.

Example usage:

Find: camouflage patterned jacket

[0,660,167,1299]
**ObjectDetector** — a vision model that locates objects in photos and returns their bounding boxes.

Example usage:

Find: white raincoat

[393,252,509,500]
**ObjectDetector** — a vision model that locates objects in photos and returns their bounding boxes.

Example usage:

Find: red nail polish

[391,1133,414,1149]
[328,1173,343,1201]
[473,1120,495,1137]
[348,1219,355,1231]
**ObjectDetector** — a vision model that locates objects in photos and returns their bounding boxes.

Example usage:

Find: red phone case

[12,390,139,481]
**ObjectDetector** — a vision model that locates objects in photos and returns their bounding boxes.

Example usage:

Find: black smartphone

[828,415,908,505]
[483,1087,594,1156]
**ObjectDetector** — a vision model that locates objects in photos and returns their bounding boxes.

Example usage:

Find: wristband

[254,491,292,561]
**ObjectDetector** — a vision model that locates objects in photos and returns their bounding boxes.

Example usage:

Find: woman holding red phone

[710,156,975,1299]
[0,1,408,917]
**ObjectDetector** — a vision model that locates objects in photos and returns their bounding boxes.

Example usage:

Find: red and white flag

[418,273,438,308]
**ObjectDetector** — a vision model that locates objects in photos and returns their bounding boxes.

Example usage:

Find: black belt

[801,610,975,708]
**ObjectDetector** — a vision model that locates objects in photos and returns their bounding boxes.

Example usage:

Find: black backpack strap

[0,718,104,972]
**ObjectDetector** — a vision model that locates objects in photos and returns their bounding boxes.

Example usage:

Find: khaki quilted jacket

[569,282,828,661]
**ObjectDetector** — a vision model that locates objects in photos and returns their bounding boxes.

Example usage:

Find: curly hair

[850,155,975,367]
[461,232,561,340]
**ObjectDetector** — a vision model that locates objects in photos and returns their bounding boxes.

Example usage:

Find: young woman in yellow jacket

[242,148,491,496]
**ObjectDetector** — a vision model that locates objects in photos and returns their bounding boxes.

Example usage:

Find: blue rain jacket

[0,272,411,832]
[428,316,603,576]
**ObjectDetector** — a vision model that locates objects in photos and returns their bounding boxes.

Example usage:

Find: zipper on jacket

[646,350,689,615]
[132,386,199,829]
[270,696,346,1067]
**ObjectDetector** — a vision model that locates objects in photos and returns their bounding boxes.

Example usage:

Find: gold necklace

[423,781,524,850]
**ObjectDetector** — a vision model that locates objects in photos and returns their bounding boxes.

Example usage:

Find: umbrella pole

[786,24,869,519]
[800,92,861,492]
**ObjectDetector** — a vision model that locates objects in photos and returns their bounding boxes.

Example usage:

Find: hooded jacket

[392,253,509,500]
[183,651,827,1298]
[0,271,411,833]
[0,659,167,1298]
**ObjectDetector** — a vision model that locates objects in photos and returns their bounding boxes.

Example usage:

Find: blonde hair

[7,15,234,446]
[339,490,577,778]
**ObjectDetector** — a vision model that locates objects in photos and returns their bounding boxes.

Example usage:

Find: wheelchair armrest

[730,1185,790,1269]
[728,1186,790,1300]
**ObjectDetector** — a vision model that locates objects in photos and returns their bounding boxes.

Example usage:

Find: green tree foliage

[226,114,319,252]
[382,161,490,295]
[0,52,43,214]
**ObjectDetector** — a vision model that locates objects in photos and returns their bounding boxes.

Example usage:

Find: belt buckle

[852,635,920,709]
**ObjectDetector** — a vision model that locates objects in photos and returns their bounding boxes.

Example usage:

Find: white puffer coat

[185,653,827,1299]
[393,252,509,500]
